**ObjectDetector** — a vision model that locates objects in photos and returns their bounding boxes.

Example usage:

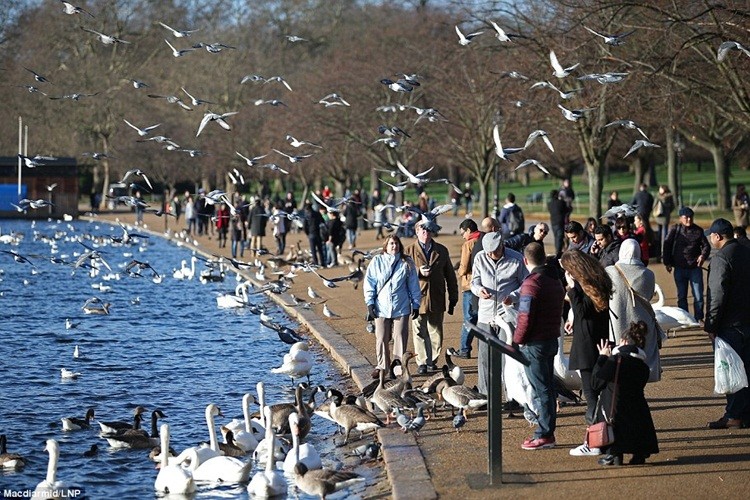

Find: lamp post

[493,160,500,219]
[674,133,684,207]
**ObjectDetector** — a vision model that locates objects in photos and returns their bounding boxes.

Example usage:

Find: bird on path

[308,286,321,299]
[323,304,339,318]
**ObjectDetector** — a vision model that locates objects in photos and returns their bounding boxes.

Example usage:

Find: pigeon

[380,78,413,92]
[122,119,160,137]
[453,408,467,432]
[348,441,380,460]
[623,139,661,158]
[81,27,130,44]
[583,26,635,46]
[604,119,649,140]
[196,111,238,136]
[515,159,550,175]
[492,124,523,160]
[455,25,484,45]
[308,286,321,299]
[717,41,750,62]
[158,21,199,38]
[549,50,579,78]
[404,407,428,434]
[378,125,410,138]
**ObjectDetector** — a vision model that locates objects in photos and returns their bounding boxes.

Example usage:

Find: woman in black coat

[593,321,659,466]
[560,249,613,455]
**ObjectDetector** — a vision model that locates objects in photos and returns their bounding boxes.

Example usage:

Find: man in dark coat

[592,224,621,268]
[514,242,565,450]
[548,190,570,258]
[704,218,750,429]
[630,183,654,220]
[302,202,326,266]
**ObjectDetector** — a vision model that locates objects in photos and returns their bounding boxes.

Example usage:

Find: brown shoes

[707,417,742,429]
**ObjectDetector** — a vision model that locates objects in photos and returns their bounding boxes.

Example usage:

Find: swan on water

[33,440,68,498]
[281,411,321,473]
[173,256,197,280]
[216,281,252,308]
[247,406,287,498]
[154,423,195,495]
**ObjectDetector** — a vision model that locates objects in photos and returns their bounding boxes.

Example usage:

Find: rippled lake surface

[0,218,365,499]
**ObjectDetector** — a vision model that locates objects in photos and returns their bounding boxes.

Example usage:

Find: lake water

[0,218,371,499]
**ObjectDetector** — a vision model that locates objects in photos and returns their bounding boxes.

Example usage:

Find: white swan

[173,256,197,280]
[494,314,538,422]
[226,384,265,436]
[271,342,313,384]
[281,412,321,473]
[226,393,259,452]
[653,283,700,332]
[216,281,251,309]
[155,424,195,495]
[33,439,68,498]
[247,406,287,498]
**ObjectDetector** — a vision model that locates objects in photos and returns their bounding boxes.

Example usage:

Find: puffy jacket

[363,254,421,318]
[663,223,709,269]
[513,265,565,344]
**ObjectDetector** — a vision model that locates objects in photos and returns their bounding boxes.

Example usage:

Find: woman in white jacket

[363,235,421,378]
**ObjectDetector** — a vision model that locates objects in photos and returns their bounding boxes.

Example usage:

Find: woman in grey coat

[606,239,665,383]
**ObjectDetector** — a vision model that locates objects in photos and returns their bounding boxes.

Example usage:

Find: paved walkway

[91,209,749,499]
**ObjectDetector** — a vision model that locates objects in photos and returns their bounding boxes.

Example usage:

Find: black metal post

[493,161,500,219]
[465,322,529,486]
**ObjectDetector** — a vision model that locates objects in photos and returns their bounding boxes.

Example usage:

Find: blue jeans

[716,326,750,421]
[674,267,704,320]
[460,291,478,353]
[520,339,559,439]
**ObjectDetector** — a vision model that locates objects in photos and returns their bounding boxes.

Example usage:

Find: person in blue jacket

[364,235,422,378]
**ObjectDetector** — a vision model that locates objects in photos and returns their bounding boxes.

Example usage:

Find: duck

[281,412,321,473]
[652,283,700,332]
[61,407,95,431]
[293,462,364,499]
[271,341,313,385]
[173,256,197,280]
[33,440,68,498]
[98,406,147,435]
[218,427,248,457]
[104,409,165,448]
[0,434,27,469]
[371,369,413,424]
[82,444,99,458]
[154,423,195,495]
[247,406,287,498]
[216,281,251,308]
[328,395,385,446]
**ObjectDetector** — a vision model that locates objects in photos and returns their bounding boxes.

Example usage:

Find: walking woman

[593,321,659,466]
[560,249,613,457]
[363,235,421,378]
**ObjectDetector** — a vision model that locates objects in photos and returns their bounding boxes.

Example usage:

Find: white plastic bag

[714,337,749,395]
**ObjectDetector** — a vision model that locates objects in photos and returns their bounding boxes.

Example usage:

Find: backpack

[508,205,525,235]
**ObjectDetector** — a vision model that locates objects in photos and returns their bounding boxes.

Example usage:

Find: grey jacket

[470,247,527,324]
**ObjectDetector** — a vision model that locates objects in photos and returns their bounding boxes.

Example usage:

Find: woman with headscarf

[560,249,613,457]
[605,239,664,383]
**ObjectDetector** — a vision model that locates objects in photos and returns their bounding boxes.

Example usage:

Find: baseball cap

[678,206,694,217]
[708,218,733,236]
[482,231,503,253]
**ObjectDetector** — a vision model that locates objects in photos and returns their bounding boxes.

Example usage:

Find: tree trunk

[631,156,644,195]
[664,127,678,199]
[710,144,731,209]
[478,180,489,218]
[586,162,603,220]
[99,135,110,212]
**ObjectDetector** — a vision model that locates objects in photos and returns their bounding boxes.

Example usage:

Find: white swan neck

[206,406,219,452]
[243,394,252,433]
[46,441,58,484]
[160,424,170,468]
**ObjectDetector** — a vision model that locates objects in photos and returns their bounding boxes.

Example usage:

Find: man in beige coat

[404,220,459,374]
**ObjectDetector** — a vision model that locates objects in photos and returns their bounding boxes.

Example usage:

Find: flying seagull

[286,135,322,148]
[236,151,268,166]
[515,159,550,175]
[455,25,484,46]
[623,139,660,158]
[523,130,555,152]
[583,26,635,46]
[196,111,238,136]
[265,76,293,92]
[60,1,94,17]
[81,27,130,45]
[158,21,199,38]
[181,87,213,106]
[530,80,582,100]
[164,38,195,57]
[549,50,579,78]
[285,35,308,43]
[604,119,649,140]
[492,124,523,160]
[395,160,434,185]
[489,21,516,42]
[119,168,153,190]
[717,41,750,62]
[23,67,52,84]
[123,119,160,137]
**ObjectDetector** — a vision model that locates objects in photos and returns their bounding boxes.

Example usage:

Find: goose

[61,407,95,431]
[173,256,197,280]
[371,369,413,424]
[652,283,700,332]
[328,398,384,446]
[362,358,402,398]
[98,406,147,435]
[0,434,26,469]
[104,409,165,448]
[223,393,259,452]
[441,380,487,418]
[216,281,251,308]
[218,427,247,457]
[155,423,195,495]
[293,462,364,499]
[265,384,312,438]
[33,440,68,498]
[247,406,287,498]
[271,341,313,385]
[282,412,322,473]
[444,350,465,385]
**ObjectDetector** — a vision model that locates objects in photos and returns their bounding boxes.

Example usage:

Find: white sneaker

[569,443,601,456]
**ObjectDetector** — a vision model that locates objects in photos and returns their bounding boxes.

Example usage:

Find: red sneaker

[521,436,556,450]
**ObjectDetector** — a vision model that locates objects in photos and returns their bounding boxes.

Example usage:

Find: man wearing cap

[705,218,750,429]
[404,220,459,374]
[663,207,710,323]
[471,230,528,396]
